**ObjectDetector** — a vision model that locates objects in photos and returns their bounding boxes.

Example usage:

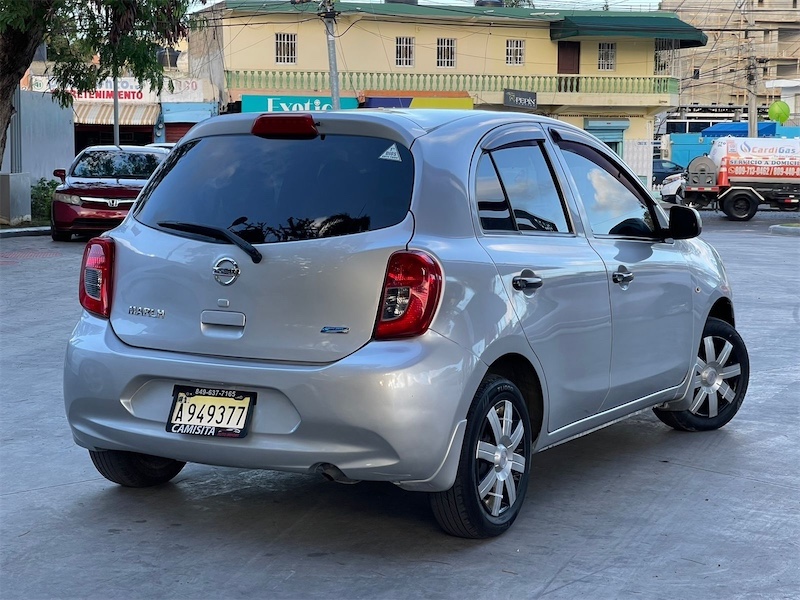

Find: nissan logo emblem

[213,257,240,286]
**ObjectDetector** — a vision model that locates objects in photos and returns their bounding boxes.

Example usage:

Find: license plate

[167,385,256,438]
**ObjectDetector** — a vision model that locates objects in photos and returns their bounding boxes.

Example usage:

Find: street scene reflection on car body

[63,109,749,538]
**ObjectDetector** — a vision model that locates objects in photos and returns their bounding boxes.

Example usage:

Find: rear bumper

[64,315,479,491]
[52,201,129,233]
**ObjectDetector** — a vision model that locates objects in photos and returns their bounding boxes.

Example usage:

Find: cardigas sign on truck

[680,137,800,221]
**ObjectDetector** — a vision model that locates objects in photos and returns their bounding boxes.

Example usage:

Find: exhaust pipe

[315,463,360,485]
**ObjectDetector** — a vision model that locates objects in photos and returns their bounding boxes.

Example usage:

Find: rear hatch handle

[157,221,263,264]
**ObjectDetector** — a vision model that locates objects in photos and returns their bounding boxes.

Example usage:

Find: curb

[0,226,50,239]
[769,224,800,237]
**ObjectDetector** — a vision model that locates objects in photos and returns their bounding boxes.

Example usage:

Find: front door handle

[512,270,543,292]
[612,268,635,285]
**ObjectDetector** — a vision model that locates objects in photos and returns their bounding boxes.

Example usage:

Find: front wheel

[430,376,532,538]
[653,318,749,432]
[90,450,185,487]
[51,227,71,242]
[721,193,758,221]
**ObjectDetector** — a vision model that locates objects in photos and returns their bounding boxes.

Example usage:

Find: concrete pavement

[0,218,798,600]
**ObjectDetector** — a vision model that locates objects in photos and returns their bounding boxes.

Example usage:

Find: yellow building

[190,1,705,166]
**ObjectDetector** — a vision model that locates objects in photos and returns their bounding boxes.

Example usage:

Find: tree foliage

[0,0,202,159]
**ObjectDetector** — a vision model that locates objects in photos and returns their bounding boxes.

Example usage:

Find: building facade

[660,0,799,120]
[190,0,706,177]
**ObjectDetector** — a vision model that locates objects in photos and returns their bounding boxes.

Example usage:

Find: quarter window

[437,38,456,68]
[276,33,297,64]
[506,39,525,66]
[396,37,415,67]
[476,144,571,234]
[558,141,656,237]
[598,42,616,71]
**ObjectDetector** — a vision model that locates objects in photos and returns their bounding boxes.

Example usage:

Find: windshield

[71,150,165,179]
[134,133,415,244]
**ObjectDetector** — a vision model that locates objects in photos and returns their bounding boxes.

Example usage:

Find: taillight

[79,237,115,318]
[375,251,442,340]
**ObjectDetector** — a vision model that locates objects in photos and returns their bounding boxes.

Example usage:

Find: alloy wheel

[474,399,527,517]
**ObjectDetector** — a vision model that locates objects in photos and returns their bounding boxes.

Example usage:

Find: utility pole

[740,0,758,137]
[291,0,340,110]
[319,0,340,110]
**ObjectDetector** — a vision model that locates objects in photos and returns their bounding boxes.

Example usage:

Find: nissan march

[64,110,749,538]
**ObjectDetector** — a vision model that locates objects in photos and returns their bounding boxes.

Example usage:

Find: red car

[51,145,169,241]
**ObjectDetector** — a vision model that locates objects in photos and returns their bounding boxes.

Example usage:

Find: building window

[275,33,297,64]
[396,37,415,67]
[598,43,616,71]
[437,38,456,68]
[693,68,701,79]
[506,39,525,66]
[654,39,676,76]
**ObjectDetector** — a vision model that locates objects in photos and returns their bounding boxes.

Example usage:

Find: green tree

[504,0,535,6]
[0,0,202,159]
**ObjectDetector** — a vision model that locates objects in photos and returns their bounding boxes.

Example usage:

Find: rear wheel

[89,450,185,487]
[721,193,758,221]
[430,376,532,538]
[653,318,749,432]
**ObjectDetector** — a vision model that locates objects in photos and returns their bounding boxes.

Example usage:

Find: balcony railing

[225,70,680,97]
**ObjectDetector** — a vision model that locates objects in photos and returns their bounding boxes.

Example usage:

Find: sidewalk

[0,226,50,239]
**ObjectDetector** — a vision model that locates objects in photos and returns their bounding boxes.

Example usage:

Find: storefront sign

[503,89,537,110]
[30,75,158,103]
[160,79,209,103]
[242,95,359,112]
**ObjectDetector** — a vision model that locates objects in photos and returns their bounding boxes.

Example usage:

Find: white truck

[667,137,800,221]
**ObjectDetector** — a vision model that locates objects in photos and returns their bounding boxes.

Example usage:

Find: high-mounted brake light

[79,237,115,318]
[375,251,442,340]
[251,113,319,139]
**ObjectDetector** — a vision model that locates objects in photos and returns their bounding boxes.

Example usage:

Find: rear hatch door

[109,125,416,363]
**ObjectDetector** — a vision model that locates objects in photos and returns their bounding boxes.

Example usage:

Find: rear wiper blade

[157,221,262,264]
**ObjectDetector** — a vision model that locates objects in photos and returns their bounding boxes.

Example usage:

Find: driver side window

[558,141,657,238]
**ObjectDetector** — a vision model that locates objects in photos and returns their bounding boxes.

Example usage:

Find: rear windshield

[134,134,414,244]
[72,150,165,179]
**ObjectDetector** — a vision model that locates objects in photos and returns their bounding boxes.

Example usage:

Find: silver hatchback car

[64,110,749,538]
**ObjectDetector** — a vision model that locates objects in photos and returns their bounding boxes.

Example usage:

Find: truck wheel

[721,194,758,221]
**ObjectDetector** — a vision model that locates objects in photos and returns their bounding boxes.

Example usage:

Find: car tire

[430,376,532,538]
[89,450,186,487]
[51,228,71,242]
[653,318,749,432]
[721,193,758,221]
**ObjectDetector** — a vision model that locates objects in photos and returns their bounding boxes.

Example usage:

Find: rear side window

[476,143,570,233]
[72,150,164,179]
[134,134,414,243]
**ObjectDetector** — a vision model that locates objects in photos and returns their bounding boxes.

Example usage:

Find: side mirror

[53,169,66,182]
[668,205,702,240]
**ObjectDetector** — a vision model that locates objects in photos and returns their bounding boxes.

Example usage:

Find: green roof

[551,14,707,49]
[222,2,707,47]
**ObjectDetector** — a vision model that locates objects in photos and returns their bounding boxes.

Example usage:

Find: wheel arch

[485,353,545,444]
[707,297,735,328]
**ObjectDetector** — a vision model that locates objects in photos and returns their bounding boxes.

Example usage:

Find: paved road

[1,216,798,600]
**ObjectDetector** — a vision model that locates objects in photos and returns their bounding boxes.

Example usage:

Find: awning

[550,15,708,49]
[161,102,217,124]
[701,122,777,137]
[73,102,161,125]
